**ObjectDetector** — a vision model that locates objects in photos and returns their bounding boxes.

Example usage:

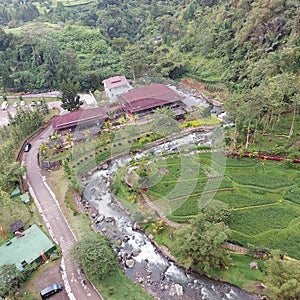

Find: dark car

[40,283,63,299]
[24,142,31,152]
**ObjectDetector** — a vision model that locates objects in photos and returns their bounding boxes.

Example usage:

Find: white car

[20,101,26,107]
[13,101,18,108]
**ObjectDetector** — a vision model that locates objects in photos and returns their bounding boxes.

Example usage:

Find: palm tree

[118,115,127,125]
[103,120,111,131]
[65,133,74,147]
[39,142,49,158]
[6,162,25,186]
[52,143,60,154]
[50,132,60,141]
[83,129,91,141]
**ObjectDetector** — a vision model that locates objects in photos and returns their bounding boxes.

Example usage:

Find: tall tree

[265,251,300,300]
[175,214,230,275]
[0,264,24,297]
[71,233,117,280]
[151,106,178,138]
[59,80,83,112]
[203,200,231,223]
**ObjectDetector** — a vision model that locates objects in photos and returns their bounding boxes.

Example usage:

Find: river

[81,131,261,300]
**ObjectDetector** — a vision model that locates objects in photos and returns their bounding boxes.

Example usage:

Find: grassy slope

[247,114,300,157]
[0,201,42,245]
[214,254,265,293]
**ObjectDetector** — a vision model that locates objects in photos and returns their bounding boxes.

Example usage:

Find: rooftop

[20,192,30,204]
[10,220,24,233]
[118,84,184,114]
[52,107,108,131]
[102,76,130,89]
[10,186,21,199]
[0,224,55,270]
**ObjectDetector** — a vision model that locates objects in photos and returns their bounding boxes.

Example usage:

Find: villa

[118,83,184,118]
[102,76,133,101]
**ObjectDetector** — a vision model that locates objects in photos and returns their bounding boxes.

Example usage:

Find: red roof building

[52,108,108,132]
[118,84,184,114]
[103,76,128,89]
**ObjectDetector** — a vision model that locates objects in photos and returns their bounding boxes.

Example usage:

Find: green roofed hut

[0,224,55,270]
[10,186,21,199]
[20,192,30,204]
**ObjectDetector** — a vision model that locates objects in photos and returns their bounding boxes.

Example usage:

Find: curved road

[24,125,103,300]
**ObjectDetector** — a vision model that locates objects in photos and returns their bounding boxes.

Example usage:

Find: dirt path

[141,193,181,228]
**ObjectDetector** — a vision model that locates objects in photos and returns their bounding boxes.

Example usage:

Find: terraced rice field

[142,152,300,259]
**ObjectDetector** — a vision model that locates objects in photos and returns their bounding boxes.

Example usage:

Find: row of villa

[52,76,187,134]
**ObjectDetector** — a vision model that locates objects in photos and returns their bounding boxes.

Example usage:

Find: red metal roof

[102,76,129,89]
[52,107,108,130]
[118,84,183,113]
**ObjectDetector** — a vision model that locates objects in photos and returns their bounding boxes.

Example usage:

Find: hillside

[0,0,300,147]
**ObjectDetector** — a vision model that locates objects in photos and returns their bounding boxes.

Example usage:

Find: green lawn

[214,254,265,292]
[95,267,154,300]
[0,200,42,246]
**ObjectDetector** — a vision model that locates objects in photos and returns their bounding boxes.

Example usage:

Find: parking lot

[0,91,96,128]
[0,101,63,127]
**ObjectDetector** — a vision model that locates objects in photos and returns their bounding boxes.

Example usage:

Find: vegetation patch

[214,189,276,208]
[214,254,265,292]
[229,204,300,236]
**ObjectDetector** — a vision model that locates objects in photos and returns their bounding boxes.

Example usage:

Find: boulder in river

[175,283,183,296]
[132,222,140,230]
[105,216,115,223]
[125,259,135,268]
[95,215,105,223]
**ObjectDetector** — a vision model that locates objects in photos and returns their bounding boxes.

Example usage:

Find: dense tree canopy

[0,264,24,297]
[71,233,117,280]
[0,0,299,147]
[175,214,230,275]
[265,251,300,300]
[59,80,83,112]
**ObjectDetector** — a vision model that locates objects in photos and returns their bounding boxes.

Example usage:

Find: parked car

[30,100,36,107]
[13,101,18,108]
[24,142,31,152]
[20,101,26,107]
[40,283,63,299]
[1,101,8,110]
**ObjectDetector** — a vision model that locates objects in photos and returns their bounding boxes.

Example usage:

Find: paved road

[24,125,103,300]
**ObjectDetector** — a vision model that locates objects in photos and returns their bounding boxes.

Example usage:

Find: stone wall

[38,153,62,170]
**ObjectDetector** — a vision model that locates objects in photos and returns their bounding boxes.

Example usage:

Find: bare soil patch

[21,258,69,300]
